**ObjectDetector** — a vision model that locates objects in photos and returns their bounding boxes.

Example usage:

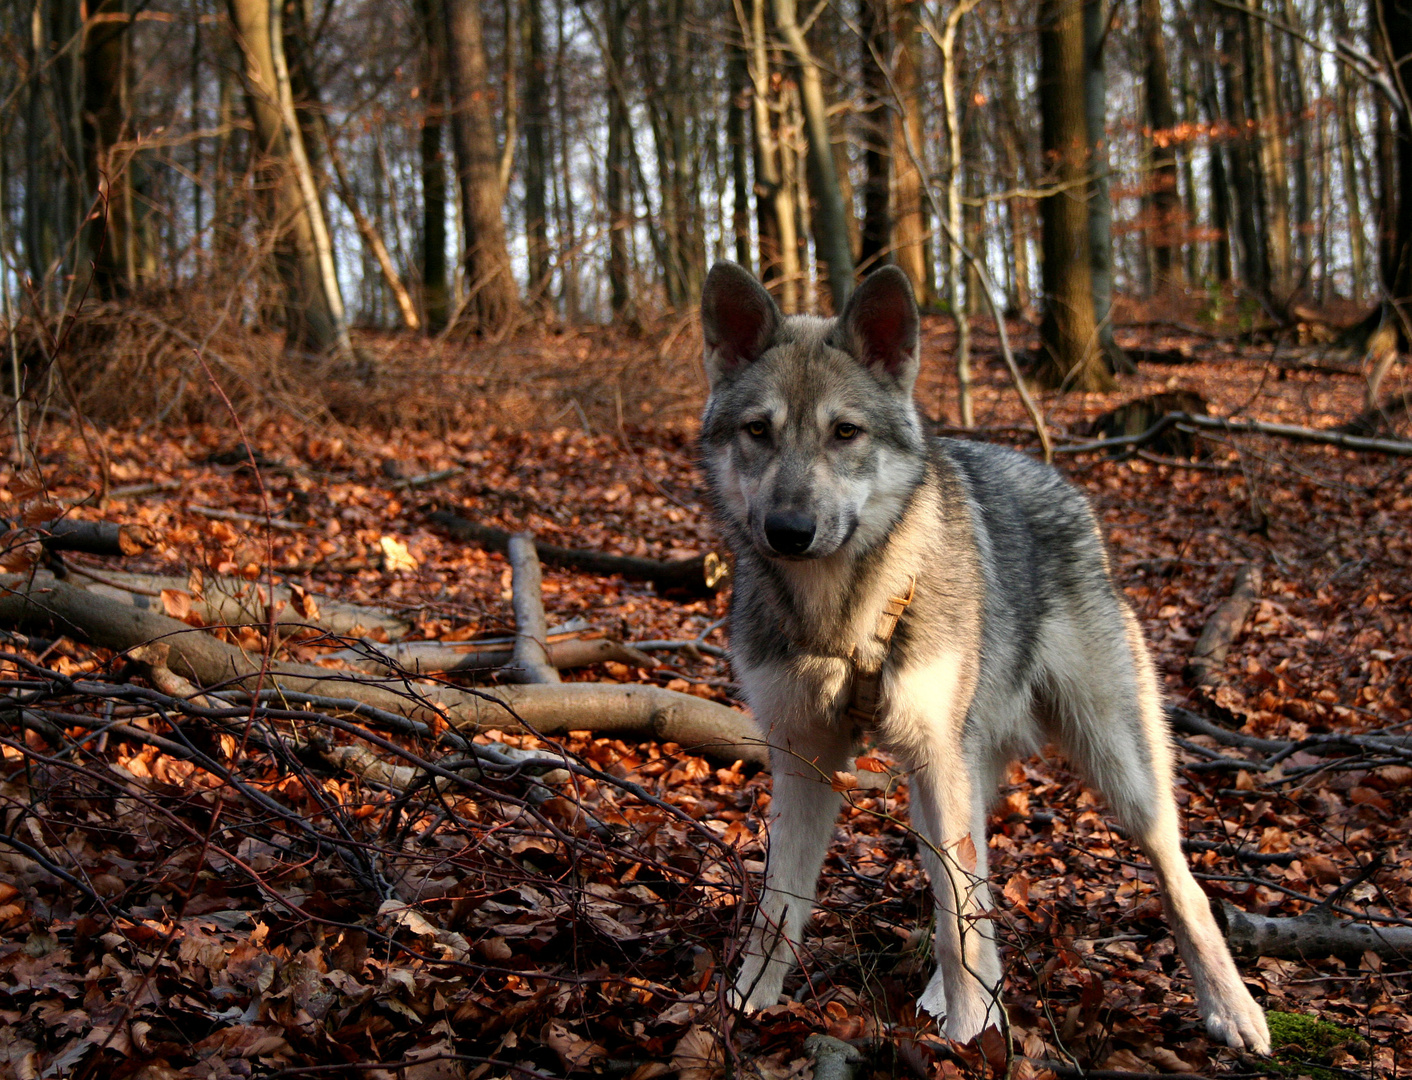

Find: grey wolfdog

[698,261,1269,1053]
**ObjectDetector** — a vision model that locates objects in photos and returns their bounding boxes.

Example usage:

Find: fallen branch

[503,532,559,684]
[1185,563,1261,687]
[1218,901,1412,958]
[1056,411,1412,457]
[429,512,730,596]
[37,568,413,641]
[329,635,656,675]
[188,505,313,531]
[0,575,766,767]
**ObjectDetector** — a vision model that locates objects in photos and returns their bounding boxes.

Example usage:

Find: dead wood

[330,635,655,675]
[429,511,730,596]
[0,574,767,767]
[503,532,560,684]
[1185,564,1262,687]
[39,568,413,641]
[1057,411,1412,457]
[1218,901,1412,958]
[19,519,159,556]
[1089,391,1208,458]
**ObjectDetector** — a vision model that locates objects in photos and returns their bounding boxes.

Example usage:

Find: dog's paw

[731,958,786,1014]
[1201,993,1271,1055]
[918,972,948,1019]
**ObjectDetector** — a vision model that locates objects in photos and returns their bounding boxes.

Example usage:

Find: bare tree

[444,0,519,331]
[1037,0,1113,391]
[228,0,352,358]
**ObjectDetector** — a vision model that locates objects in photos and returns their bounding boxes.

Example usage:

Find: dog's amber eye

[835,422,859,440]
[745,420,769,439]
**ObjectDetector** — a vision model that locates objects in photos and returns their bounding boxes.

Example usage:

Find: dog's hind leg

[907,745,1005,1044]
[1047,602,1271,1054]
[733,722,854,1012]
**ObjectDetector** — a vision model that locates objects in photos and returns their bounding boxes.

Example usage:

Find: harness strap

[844,576,915,728]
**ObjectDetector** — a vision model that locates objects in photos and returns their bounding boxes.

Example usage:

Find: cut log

[1184,564,1261,687]
[429,512,730,596]
[23,519,159,556]
[503,532,559,684]
[1218,901,1412,958]
[0,575,766,768]
[38,568,413,641]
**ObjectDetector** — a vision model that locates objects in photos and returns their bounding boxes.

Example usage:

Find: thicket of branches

[4,0,1410,395]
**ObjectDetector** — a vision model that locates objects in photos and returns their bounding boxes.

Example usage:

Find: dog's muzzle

[763,511,816,557]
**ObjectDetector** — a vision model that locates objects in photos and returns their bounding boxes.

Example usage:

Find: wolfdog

[698,262,1269,1052]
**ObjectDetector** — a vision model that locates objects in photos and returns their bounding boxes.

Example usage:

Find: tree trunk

[605,0,634,321]
[1253,11,1291,298]
[1281,0,1311,283]
[417,0,450,330]
[1375,0,1412,319]
[1218,5,1268,297]
[940,0,977,423]
[227,0,352,358]
[554,0,580,318]
[444,0,518,332]
[890,0,929,299]
[745,0,800,312]
[728,40,754,270]
[1084,0,1130,374]
[83,0,142,299]
[522,0,551,299]
[858,0,890,273]
[773,0,855,312]
[1037,0,1113,392]
[1139,0,1181,285]
[1190,4,1231,282]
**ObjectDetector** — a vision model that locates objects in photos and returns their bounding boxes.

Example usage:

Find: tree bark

[1139,0,1181,285]
[858,0,891,273]
[416,0,450,330]
[774,0,855,312]
[1253,11,1291,297]
[728,39,753,270]
[227,0,352,357]
[83,0,146,299]
[1219,902,1412,959]
[443,0,518,331]
[1084,0,1130,374]
[522,0,551,299]
[889,0,930,301]
[1375,0,1412,322]
[604,0,634,321]
[1037,0,1113,392]
[1219,5,1269,297]
[744,0,800,312]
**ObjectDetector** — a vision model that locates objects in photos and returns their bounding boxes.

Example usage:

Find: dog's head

[699,262,927,562]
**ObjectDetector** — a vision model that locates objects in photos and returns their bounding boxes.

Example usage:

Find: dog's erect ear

[701,262,781,385]
[832,266,920,387]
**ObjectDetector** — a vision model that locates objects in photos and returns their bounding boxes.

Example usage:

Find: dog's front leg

[732,724,853,1012]
[907,742,1004,1044]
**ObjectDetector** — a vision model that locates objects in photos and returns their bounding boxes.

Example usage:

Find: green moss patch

[1265,1011,1366,1079]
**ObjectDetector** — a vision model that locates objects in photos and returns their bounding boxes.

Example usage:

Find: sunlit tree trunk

[444,0,518,330]
[227,0,352,357]
[890,0,929,299]
[774,0,854,311]
[744,0,799,311]
[1037,0,1113,392]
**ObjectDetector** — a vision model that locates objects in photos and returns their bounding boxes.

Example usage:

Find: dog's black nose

[764,512,816,556]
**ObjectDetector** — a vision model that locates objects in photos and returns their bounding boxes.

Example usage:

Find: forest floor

[0,306,1410,1080]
